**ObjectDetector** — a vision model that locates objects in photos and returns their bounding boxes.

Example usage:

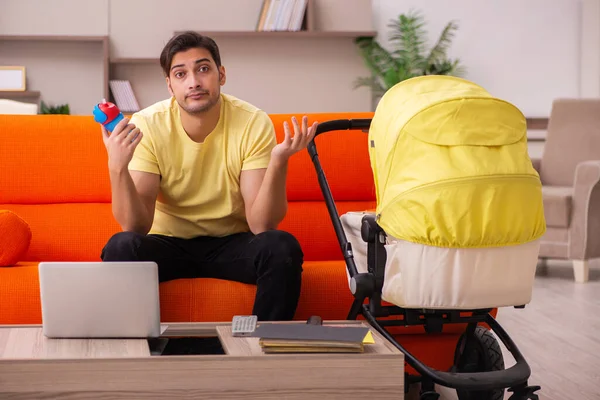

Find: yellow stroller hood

[368,75,546,248]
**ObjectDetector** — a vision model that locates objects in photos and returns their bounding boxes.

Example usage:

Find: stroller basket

[307,75,543,400]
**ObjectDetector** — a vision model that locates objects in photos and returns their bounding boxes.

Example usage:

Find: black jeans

[100,230,303,321]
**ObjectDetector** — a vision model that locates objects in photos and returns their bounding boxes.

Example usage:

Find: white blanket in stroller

[341,211,540,310]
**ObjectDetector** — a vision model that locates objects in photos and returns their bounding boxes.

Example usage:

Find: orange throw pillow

[0,210,32,267]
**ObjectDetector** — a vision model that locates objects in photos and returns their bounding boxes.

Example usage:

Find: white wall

[373,0,584,118]
[580,0,600,97]
[0,0,108,35]
[2,0,598,121]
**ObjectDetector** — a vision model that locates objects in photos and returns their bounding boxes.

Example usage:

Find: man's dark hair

[159,31,222,77]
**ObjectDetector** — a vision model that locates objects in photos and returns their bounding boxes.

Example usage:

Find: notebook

[251,323,373,353]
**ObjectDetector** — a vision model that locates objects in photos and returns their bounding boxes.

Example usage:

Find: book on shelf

[109,80,140,113]
[251,322,375,353]
[256,0,308,32]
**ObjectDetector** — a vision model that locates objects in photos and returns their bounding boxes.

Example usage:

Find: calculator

[231,315,258,337]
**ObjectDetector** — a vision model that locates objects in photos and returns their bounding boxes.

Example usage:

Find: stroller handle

[314,118,371,138]
[307,119,372,279]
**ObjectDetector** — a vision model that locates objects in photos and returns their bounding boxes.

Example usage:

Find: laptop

[38,261,161,339]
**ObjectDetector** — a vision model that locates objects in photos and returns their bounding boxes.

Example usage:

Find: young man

[100,31,318,321]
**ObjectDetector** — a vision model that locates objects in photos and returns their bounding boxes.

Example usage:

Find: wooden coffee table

[0,320,404,399]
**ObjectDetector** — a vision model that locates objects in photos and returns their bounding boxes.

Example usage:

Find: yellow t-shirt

[128,93,277,238]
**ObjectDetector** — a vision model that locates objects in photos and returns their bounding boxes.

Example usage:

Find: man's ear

[166,77,174,96]
[219,66,226,86]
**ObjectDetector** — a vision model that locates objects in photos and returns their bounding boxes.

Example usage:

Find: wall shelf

[111,30,376,65]
[110,58,159,64]
[0,35,107,42]
[173,30,376,38]
[0,91,41,98]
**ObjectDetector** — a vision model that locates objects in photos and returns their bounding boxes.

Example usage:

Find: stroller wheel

[454,325,505,400]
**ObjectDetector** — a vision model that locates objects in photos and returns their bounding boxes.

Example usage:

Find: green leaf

[355,37,397,81]
[39,101,70,115]
[353,8,466,100]
[425,21,459,69]
[353,76,386,98]
[382,69,400,89]
[388,9,427,75]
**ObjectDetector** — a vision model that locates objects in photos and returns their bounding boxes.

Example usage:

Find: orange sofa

[0,112,377,324]
[0,112,473,373]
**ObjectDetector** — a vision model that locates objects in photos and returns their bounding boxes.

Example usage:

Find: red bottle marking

[98,102,120,121]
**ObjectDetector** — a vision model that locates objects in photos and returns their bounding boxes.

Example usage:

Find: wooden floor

[407,260,600,400]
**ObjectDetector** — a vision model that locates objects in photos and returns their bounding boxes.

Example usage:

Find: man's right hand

[101,117,143,172]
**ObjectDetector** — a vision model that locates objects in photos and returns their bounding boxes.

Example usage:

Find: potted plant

[354,9,466,108]
[39,101,70,115]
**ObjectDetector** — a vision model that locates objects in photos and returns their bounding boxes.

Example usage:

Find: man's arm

[240,115,317,235]
[110,169,160,235]
[101,116,160,235]
[240,158,288,234]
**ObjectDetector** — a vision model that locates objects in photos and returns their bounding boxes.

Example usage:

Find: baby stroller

[307,76,545,400]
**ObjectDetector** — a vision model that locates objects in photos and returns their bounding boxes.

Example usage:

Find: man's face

[166,47,226,115]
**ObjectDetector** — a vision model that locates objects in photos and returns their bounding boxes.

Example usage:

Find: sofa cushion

[540,99,600,187]
[0,262,40,323]
[0,210,32,266]
[0,261,474,337]
[280,201,376,260]
[0,200,377,263]
[270,113,376,202]
[0,204,120,262]
[0,261,358,324]
[542,186,573,228]
[539,227,569,258]
[0,116,111,204]
[0,113,377,204]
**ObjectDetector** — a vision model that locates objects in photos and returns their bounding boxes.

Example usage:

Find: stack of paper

[251,323,375,353]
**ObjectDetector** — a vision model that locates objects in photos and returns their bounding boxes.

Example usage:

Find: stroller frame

[307,119,541,400]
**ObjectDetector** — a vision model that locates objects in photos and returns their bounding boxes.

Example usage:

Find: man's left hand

[272,116,318,162]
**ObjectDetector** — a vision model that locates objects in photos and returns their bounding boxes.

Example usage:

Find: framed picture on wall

[0,66,26,91]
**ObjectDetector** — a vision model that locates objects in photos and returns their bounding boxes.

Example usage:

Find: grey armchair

[534,98,600,282]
